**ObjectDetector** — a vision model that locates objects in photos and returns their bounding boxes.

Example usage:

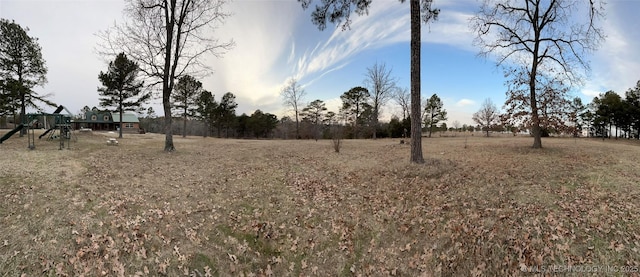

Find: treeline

[584,81,640,138]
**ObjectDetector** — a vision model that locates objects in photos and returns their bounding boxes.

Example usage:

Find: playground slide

[53,105,64,114]
[0,124,24,144]
[38,106,65,139]
[39,127,55,139]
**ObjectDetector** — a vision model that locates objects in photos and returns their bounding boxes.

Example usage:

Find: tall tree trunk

[295,110,299,139]
[530,63,542,148]
[163,0,175,152]
[119,101,123,139]
[354,105,359,139]
[19,73,26,137]
[19,92,26,137]
[372,107,378,139]
[530,15,542,148]
[182,107,187,138]
[410,0,424,163]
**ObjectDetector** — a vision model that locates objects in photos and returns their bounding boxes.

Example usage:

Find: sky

[1,0,639,126]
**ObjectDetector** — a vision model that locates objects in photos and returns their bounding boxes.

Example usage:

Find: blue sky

[1,0,639,126]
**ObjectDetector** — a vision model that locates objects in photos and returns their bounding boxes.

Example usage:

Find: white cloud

[292,1,475,86]
[582,10,640,99]
[204,1,302,112]
[455,99,476,107]
[324,97,342,114]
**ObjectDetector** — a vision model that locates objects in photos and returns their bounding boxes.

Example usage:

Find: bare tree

[393,86,410,120]
[452,120,461,134]
[364,62,396,139]
[299,0,439,163]
[281,78,307,139]
[99,0,234,152]
[471,0,604,148]
[473,98,500,137]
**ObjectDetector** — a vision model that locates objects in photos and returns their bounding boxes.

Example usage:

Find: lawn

[1,130,639,276]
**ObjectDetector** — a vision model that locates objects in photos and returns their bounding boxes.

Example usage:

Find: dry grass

[1,130,640,276]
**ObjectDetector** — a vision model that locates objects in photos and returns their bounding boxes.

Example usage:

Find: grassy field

[1,130,639,276]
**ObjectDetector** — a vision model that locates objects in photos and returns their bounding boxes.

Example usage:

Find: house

[112,113,141,133]
[73,111,140,133]
[73,110,115,131]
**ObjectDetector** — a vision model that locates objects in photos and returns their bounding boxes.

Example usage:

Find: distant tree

[248,110,278,138]
[439,122,447,133]
[172,75,203,137]
[195,90,218,137]
[364,62,396,139]
[146,107,156,118]
[625,81,640,139]
[300,0,440,163]
[78,105,91,118]
[324,111,337,126]
[423,94,447,138]
[215,92,237,137]
[580,109,594,137]
[597,91,623,138]
[472,98,500,137]
[388,116,403,138]
[281,78,306,139]
[598,91,625,138]
[99,0,234,151]
[0,19,52,135]
[235,113,250,138]
[341,86,371,139]
[568,97,586,137]
[452,120,461,133]
[301,99,327,141]
[392,86,410,121]
[98,52,149,138]
[471,0,604,148]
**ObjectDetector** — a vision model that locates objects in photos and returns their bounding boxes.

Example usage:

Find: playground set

[0,105,76,150]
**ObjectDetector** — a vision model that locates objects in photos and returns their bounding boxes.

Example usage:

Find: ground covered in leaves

[1,130,640,276]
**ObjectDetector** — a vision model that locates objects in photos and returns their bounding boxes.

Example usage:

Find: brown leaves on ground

[1,131,639,276]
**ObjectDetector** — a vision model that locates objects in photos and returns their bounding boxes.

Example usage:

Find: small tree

[301,99,327,141]
[281,78,306,139]
[195,90,217,137]
[423,94,447,138]
[330,125,343,153]
[452,120,461,134]
[98,52,149,138]
[341,86,371,139]
[215,92,237,138]
[568,97,586,137]
[472,98,500,137]
[172,75,203,138]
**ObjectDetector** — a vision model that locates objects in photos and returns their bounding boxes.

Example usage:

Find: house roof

[111,113,140,123]
[75,111,112,123]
